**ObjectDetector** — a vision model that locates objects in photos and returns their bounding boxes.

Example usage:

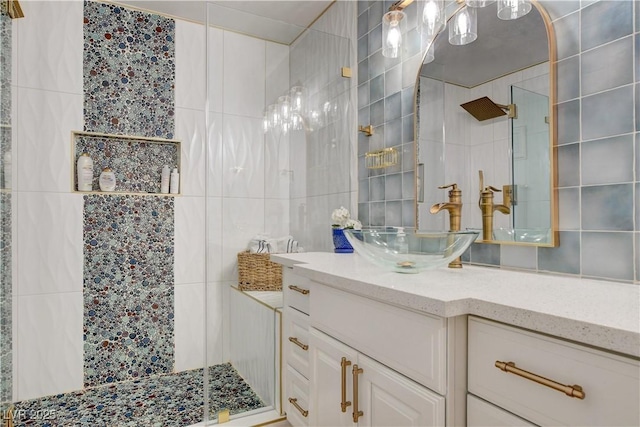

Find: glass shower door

[510,85,552,243]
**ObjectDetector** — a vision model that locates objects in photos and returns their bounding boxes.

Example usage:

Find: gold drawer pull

[288,285,309,295]
[495,361,585,400]
[288,397,309,417]
[352,364,364,422]
[341,357,352,412]
[288,336,308,351]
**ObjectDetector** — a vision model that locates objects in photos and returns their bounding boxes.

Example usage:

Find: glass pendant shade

[382,10,406,58]
[423,43,435,64]
[449,6,477,46]
[466,0,495,7]
[419,0,445,38]
[497,0,532,20]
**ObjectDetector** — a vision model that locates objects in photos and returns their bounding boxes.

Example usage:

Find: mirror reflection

[415,2,557,246]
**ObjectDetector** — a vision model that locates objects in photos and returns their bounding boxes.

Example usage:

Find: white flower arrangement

[331,206,362,230]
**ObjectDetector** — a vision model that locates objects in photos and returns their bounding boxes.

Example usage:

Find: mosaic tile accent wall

[75,134,179,193]
[0,192,11,404]
[0,6,12,405]
[82,2,177,387]
[83,1,175,139]
[83,194,174,387]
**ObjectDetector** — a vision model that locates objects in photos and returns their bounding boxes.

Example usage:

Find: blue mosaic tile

[75,134,179,193]
[12,364,265,426]
[83,2,175,139]
[1,10,11,126]
[0,192,11,404]
[83,194,174,387]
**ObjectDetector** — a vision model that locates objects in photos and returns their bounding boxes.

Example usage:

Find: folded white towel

[248,235,301,254]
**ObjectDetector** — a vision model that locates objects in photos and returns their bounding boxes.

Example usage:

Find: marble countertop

[271,252,640,358]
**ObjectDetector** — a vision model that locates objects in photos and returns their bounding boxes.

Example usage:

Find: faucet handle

[438,183,458,190]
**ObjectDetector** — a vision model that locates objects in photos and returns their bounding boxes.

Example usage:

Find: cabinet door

[467,394,536,427]
[356,353,445,427]
[309,328,358,427]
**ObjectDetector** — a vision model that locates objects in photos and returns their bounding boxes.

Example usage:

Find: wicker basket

[237,251,283,291]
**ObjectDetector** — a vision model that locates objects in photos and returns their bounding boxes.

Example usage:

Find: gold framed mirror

[414,0,558,246]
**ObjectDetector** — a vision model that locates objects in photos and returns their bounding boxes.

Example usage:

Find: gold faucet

[478,170,511,241]
[430,183,463,268]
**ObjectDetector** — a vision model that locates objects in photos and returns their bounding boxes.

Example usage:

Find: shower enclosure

[0,1,354,425]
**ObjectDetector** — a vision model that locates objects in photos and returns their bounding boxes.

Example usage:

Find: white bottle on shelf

[170,167,179,194]
[395,227,408,254]
[160,165,170,194]
[99,167,116,192]
[77,152,93,191]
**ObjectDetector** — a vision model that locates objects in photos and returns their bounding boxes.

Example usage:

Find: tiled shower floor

[11,363,265,427]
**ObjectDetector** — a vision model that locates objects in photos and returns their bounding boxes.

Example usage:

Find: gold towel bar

[495,361,585,400]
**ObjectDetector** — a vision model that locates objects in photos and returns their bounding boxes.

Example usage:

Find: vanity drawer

[468,316,640,426]
[284,306,310,379]
[467,394,535,427]
[310,282,447,394]
[285,365,310,427]
[283,268,311,315]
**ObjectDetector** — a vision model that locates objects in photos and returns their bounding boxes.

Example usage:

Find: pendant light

[449,6,477,46]
[497,0,531,20]
[382,10,406,58]
[418,0,445,39]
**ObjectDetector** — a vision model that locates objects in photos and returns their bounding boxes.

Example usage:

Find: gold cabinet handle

[495,361,585,400]
[340,357,352,412]
[288,336,308,351]
[288,397,309,417]
[288,285,309,295]
[352,364,364,422]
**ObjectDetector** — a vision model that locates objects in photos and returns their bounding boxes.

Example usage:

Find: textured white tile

[175,108,206,197]
[174,196,205,285]
[289,131,307,199]
[222,115,265,198]
[208,27,224,114]
[264,131,290,199]
[207,281,224,366]
[174,283,205,372]
[175,20,206,111]
[17,1,83,94]
[266,42,290,106]
[207,112,223,197]
[17,192,83,295]
[221,197,264,282]
[17,88,82,193]
[206,197,223,283]
[264,199,290,238]
[17,292,83,401]
[223,32,265,118]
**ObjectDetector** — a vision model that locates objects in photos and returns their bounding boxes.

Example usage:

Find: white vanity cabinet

[468,316,640,427]
[290,278,448,426]
[282,268,313,425]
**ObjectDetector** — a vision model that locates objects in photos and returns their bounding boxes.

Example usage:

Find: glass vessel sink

[343,228,479,273]
[492,227,551,243]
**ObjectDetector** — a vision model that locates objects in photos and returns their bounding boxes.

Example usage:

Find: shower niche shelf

[71,131,182,196]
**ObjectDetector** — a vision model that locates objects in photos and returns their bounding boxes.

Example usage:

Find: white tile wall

[16,88,82,193]
[17,192,83,296]
[222,115,265,199]
[207,28,224,114]
[222,32,265,119]
[16,292,84,401]
[175,107,206,197]
[175,20,206,111]
[174,196,205,285]
[16,1,83,94]
[206,281,224,366]
[174,282,205,371]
